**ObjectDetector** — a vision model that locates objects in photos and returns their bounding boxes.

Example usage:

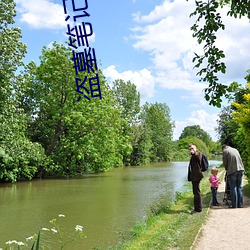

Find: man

[222,144,244,208]
[188,143,204,214]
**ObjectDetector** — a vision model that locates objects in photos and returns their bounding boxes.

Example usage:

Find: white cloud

[215,7,250,81]
[130,0,250,94]
[103,65,155,102]
[173,110,219,141]
[16,0,95,43]
[131,0,198,87]
[16,0,65,29]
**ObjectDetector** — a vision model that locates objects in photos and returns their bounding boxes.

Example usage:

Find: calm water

[0,160,221,249]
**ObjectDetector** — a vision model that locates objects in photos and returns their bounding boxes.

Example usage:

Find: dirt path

[192,174,250,250]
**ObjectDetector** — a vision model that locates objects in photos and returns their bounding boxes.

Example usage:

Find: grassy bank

[111,169,225,250]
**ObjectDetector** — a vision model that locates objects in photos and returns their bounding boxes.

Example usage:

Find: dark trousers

[211,187,218,205]
[192,181,202,212]
[228,170,244,208]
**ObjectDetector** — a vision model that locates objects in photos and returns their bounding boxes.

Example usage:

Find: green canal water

[0,160,221,249]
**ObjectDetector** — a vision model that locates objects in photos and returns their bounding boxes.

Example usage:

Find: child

[209,168,220,206]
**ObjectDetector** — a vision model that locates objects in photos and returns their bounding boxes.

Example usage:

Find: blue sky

[14,0,250,141]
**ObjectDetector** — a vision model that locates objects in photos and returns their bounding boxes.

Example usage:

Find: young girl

[209,168,220,206]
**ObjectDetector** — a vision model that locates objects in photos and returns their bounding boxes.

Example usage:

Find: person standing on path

[188,143,204,214]
[222,144,244,208]
[209,168,220,206]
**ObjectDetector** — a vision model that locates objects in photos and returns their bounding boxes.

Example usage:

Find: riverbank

[111,169,221,249]
[112,168,250,250]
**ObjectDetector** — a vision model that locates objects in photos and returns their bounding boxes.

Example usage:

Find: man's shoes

[212,203,220,206]
[228,205,236,208]
[190,209,202,214]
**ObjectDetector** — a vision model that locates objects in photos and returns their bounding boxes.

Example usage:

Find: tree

[129,122,153,166]
[179,125,212,146]
[0,0,27,109]
[23,42,127,175]
[216,106,240,147]
[231,76,250,176]
[112,79,140,165]
[216,72,250,150]
[178,136,209,156]
[140,102,174,162]
[112,79,140,124]
[190,0,250,107]
[0,0,48,182]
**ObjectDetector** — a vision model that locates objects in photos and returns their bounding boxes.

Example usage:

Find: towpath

[192,173,250,250]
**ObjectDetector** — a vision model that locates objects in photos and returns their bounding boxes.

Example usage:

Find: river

[0,160,221,249]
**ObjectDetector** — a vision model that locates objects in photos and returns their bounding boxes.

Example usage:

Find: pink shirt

[209,175,219,188]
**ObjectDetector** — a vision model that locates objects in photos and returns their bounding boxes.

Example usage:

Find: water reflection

[0,160,221,249]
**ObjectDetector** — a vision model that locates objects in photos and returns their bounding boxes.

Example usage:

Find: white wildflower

[75,225,83,231]
[17,242,25,246]
[58,214,65,217]
[6,240,17,245]
[42,227,50,231]
[51,228,58,233]
[26,236,34,241]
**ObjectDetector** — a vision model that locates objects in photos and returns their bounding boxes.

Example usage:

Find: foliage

[231,81,250,176]
[216,106,240,147]
[139,102,174,162]
[178,136,209,156]
[215,71,250,176]
[179,125,212,146]
[189,0,250,107]
[112,79,140,124]
[112,79,141,165]
[129,122,153,165]
[23,42,128,175]
[171,148,190,161]
[209,141,222,154]
[0,0,49,182]
[0,0,27,108]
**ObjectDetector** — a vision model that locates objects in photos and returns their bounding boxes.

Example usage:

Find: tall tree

[140,102,174,162]
[0,0,27,108]
[0,0,47,182]
[24,42,127,175]
[178,136,209,156]
[179,125,212,146]
[112,79,140,124]
[231,73,250,176]
[112,79,141,165]
[216,72,250,149]
[216,106,240,147]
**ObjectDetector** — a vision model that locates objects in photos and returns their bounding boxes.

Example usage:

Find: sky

[14,0,250,141]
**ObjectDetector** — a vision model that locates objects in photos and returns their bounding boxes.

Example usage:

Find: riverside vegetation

[114,169,250,250]
[110,169,224,250]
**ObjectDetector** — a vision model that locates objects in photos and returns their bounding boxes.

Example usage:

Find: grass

[111,169,225,250]
[243,177,250,197]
